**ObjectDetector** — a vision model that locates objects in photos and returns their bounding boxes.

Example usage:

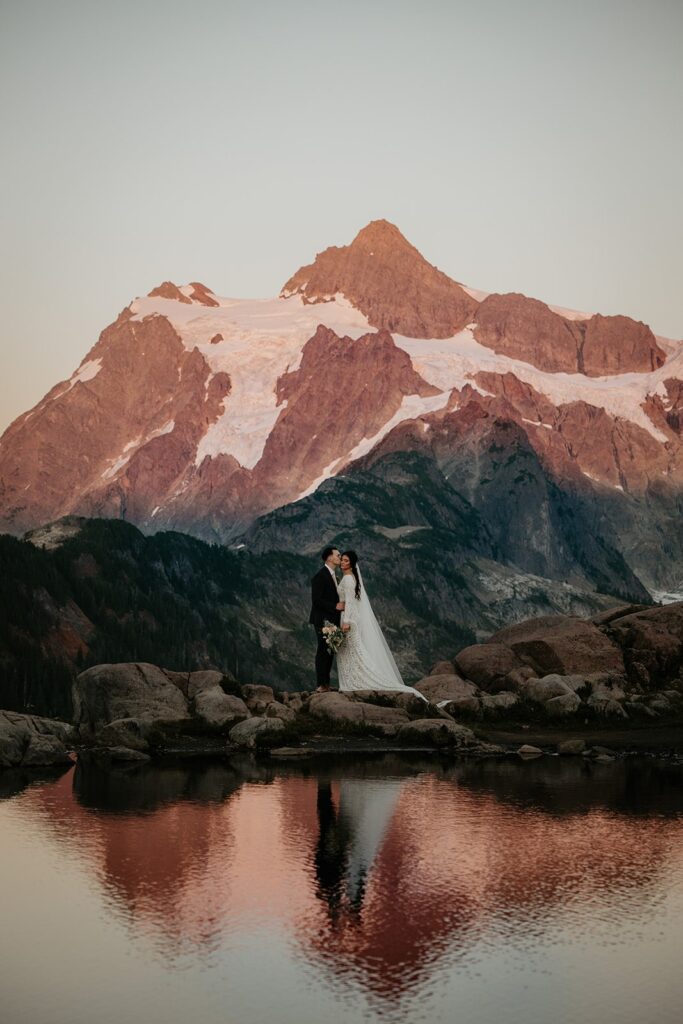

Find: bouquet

[322,620,346,654]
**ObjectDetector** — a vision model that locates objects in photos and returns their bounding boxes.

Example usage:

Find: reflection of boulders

[443,755,683,818]
[0,763,71,800]
[73,759,245,814]
[0,710,76,768]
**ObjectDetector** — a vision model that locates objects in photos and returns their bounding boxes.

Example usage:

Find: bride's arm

[339,577,358,632]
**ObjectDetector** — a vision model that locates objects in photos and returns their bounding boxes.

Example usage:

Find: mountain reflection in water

[2,755,683,1024]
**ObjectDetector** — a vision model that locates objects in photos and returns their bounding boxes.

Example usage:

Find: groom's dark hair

[321,545,337,562]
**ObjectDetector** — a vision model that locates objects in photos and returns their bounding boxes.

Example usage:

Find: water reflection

[3,755,683,1020]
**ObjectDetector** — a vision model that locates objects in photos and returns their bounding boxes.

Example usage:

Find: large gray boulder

[97,717,150,752]
[228,717,284,749]
[344,689,427,714]
[265,701,297,724]
[193,689,250,730]
[241,685,276,713]
[73,662,191,732]
[308,692,409,727]
[605,603,683,688]
[0,711,74,768]
[488,615,625,676]
[480,691,519,712]
[522,674,576,703]
[454,643,525,692]
[414,674,479,705]
[545,693,582,716]
[396,718,476,748]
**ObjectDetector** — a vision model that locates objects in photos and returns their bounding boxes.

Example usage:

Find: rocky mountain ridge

[1,220,681,598]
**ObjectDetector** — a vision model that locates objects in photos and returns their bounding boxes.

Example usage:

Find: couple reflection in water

[314,777,404,921]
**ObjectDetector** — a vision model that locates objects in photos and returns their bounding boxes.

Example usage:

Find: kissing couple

[309,546,425,699]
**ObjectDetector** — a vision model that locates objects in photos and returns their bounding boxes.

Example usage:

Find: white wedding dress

[336,568,426,700]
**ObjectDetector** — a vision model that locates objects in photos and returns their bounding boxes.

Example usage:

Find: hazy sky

[1,0,681,433]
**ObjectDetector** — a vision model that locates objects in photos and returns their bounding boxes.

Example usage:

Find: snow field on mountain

[129,289,682,474]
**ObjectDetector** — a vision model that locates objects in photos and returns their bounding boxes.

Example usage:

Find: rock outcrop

[280,219,478,337]
[0,711,76,768]
[473,293,666,376]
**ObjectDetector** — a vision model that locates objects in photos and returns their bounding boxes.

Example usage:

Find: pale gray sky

[1,0,681,433]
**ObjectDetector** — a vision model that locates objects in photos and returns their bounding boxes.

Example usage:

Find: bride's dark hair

[341,549,361,599]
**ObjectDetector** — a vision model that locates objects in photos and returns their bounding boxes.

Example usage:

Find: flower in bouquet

[322,619,346,654]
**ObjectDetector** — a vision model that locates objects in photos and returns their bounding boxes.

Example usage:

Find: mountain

[1,220,682,602]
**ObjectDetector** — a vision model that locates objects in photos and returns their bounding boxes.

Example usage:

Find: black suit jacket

[309,566,341,630]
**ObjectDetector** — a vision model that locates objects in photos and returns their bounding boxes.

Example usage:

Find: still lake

[2,754,683,1024]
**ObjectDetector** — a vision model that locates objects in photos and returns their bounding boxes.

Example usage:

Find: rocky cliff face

[473,294,665,376]
[1,221,681,598]
[280,219,479,337]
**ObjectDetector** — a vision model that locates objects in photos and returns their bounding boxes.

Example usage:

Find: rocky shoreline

[1,601,682,772]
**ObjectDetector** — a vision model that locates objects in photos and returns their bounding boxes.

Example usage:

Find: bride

[335,550,426,700]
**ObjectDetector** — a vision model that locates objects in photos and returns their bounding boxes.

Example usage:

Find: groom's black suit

[309,566,341,688]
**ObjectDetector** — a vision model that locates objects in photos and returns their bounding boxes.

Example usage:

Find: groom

[309,545,343,692]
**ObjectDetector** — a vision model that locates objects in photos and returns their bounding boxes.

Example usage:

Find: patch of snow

[649,588,683,605]
[393,328,673,444]
[461,285,490,302]
[151,506,160,517]
[522,417,552,429]
[344,391,451,465]
[547,303,592,321]
[59,357,103,396]
[372,525,430,539]
[130,292,370,470]
[101,420,175,480]
[295,457,344,502]
[122,284,682,486]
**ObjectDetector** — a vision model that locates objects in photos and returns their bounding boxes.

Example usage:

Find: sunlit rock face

[1,220,682,594]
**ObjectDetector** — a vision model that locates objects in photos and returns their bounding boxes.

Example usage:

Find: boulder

[308,692,409,727]
[414,674,478,705]
[20,732,71,767]
[429,660,457,676]
[228,717,285,749]
[265,701,297,724]
[557,738,586,755]
[395,719,475,748]
[488,615,625,676]
[98,746,152,762]
[522,674,575,703]
[193,689,250,730]
[0,714,29,767]
[588,677,627,701]
[97,718,150,752]
[241,684,276,714]
[454,643,524,692]
[440,695,481,715]
[606,603,683,688]
[586,696,628,718]
[545,693,582,716]
[73,663,191,732]
[345,690,427,714]
[187,670,227,699]
[0,711,76,768]
[517,744,543,758]
[480,691,519,712]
